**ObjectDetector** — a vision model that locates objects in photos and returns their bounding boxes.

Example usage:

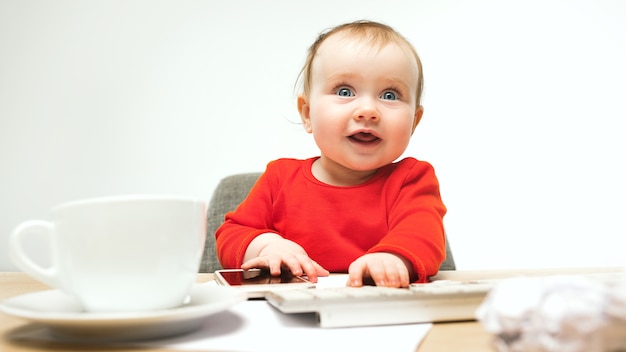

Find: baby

[216,20,447,288]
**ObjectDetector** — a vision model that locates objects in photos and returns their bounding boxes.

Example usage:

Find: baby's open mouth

[348,132,381,144]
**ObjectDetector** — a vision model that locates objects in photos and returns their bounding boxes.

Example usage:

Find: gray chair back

[201,173,456,273]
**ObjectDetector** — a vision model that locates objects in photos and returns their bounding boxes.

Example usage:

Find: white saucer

[0,283,246,342]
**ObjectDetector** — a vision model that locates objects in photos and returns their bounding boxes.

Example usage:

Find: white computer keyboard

[265,280,494,328]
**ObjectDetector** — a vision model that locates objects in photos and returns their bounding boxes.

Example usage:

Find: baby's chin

[318,154,396,174]
[341,157,398,172]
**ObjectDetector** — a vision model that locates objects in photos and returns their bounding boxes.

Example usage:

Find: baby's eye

[336,88,354,97]
[380,91,397,100]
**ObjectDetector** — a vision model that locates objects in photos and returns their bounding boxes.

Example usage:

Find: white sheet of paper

[136,275,432,352]
[137,300,430,352]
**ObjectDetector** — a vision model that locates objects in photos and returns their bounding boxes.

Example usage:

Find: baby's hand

[241,235,329,283]
[347,253,411,288]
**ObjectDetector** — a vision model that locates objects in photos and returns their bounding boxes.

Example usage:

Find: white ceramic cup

[10,195,207,312]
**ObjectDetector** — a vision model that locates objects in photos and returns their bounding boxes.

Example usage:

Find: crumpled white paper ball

[475,274,626,352]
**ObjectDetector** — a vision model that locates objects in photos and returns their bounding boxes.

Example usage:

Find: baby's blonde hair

[298,20,424,106]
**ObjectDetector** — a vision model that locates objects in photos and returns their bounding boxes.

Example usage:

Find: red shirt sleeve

[366,160,447,282]
[214,165,279,269]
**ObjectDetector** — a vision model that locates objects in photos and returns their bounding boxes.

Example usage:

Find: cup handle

[10,220,61,289]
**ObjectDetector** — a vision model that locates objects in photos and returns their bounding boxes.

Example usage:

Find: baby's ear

[411,106,424,135]
[298,95,313,133]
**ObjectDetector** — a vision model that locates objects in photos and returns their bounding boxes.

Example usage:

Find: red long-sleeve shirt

[215,157,447,282]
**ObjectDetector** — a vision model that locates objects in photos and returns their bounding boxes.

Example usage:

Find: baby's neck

[312,158,378,186]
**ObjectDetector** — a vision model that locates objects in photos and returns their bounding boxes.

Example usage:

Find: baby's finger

[266,257,284,276]
[241,257,268,270]
[347,262,366,287]
[279,255,304,277]
[394,261,411,288]
[299,258,324,283]
[381,270,401,288]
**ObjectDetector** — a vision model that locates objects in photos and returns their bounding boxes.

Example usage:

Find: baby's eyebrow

[381,77,412,92]
[325,72,359,82]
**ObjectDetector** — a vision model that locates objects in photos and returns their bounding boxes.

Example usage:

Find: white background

[1,0,625,271]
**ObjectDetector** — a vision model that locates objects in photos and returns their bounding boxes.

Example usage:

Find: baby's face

[300,34,422,175]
